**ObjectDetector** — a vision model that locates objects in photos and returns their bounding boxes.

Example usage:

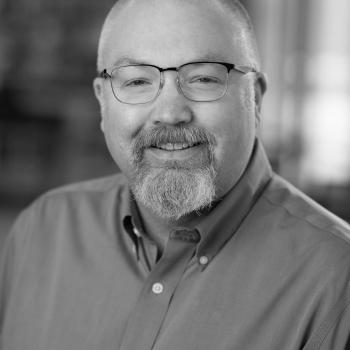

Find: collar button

[199,255,209,265]
[152,282,164,294]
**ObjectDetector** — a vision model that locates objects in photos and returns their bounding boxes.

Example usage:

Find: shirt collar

[122,194,147,261]
[122,138,272,266]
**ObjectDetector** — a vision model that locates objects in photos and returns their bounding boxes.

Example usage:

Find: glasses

[99,61,256,105]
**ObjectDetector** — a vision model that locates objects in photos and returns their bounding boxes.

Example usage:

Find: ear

[254,72,267,113]
[93,77,106,132]
[93,77,104,104]
[253,72,267,127]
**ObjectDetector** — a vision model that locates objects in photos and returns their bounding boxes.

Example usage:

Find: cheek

[103,121,127,169]
[212,105,255,159]
[101,103,143,170]
[209,99,256,187]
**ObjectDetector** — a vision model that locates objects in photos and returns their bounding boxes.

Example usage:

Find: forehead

[102,0,245,67]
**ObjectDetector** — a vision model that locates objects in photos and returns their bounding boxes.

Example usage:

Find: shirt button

[199,256,209,265]
[152,283,164,294]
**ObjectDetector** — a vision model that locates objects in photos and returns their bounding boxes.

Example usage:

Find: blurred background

[1,0,350,241]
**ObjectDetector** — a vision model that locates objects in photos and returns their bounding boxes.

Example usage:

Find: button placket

[119,236,198,350]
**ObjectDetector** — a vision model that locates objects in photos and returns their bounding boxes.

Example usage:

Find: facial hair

[130,125,217,221]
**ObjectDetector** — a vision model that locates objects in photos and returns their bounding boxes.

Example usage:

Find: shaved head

[93,0,265,220]
[96,0,261,72]
[211,0,261,69]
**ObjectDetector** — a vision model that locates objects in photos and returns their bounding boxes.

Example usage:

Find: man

[1,0,350,349]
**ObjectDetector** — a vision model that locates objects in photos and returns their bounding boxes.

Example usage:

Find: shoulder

[0,174,131,321]
[261,173,350,245]
[41,173,129,199]
[28,172,129,210]
[253,173,350,283]
[6,173,130,240]
[254,175,350,341]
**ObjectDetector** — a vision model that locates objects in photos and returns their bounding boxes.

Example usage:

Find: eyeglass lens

[109,63,229,104]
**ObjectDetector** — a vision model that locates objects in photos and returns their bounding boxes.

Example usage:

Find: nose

[150,73,194,126]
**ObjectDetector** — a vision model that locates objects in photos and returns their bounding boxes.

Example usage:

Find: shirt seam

[261,194,350,247]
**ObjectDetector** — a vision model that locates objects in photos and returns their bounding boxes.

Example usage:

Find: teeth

[158,143,194,151]
[174,143,184,150]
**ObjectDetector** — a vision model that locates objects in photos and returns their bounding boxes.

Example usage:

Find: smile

[153,142,201,151]
[144,142,208,166]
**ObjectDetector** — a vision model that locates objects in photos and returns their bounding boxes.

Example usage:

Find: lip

[143,143,210,167]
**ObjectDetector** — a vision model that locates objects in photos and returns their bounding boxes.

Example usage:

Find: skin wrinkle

[94,0,261,220]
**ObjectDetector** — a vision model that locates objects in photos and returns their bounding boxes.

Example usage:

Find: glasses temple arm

[99,69,111,79]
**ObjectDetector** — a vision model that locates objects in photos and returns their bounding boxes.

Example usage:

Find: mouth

[144,141,208,166]
[151,142,202,151]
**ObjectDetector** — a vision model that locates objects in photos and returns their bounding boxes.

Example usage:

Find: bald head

[212,0,260,68]
[96,0,261,72]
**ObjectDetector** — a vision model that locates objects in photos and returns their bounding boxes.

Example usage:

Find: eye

[123,79,153,87]
[189,75,221,84]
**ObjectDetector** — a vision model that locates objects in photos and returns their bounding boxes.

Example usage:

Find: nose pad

[175,76,180,92]
[158,74,182,99]
[156,72,186,102]
[175,76,185,98]
[157,75,165,98]
[160,75,165,89]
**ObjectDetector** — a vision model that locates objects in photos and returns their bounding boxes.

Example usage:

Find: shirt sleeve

[303,282,350,350]
[0,208,32,335]
[0,225,15,333]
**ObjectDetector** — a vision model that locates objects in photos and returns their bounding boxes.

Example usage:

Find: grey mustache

[133,126,216,151]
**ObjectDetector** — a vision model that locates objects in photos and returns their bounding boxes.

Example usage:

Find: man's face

[94,0,260,219]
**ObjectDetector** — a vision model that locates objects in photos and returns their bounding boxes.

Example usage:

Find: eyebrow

[111,53,232,68]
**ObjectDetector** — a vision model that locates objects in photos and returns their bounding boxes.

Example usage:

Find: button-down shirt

[1,140,350,350]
